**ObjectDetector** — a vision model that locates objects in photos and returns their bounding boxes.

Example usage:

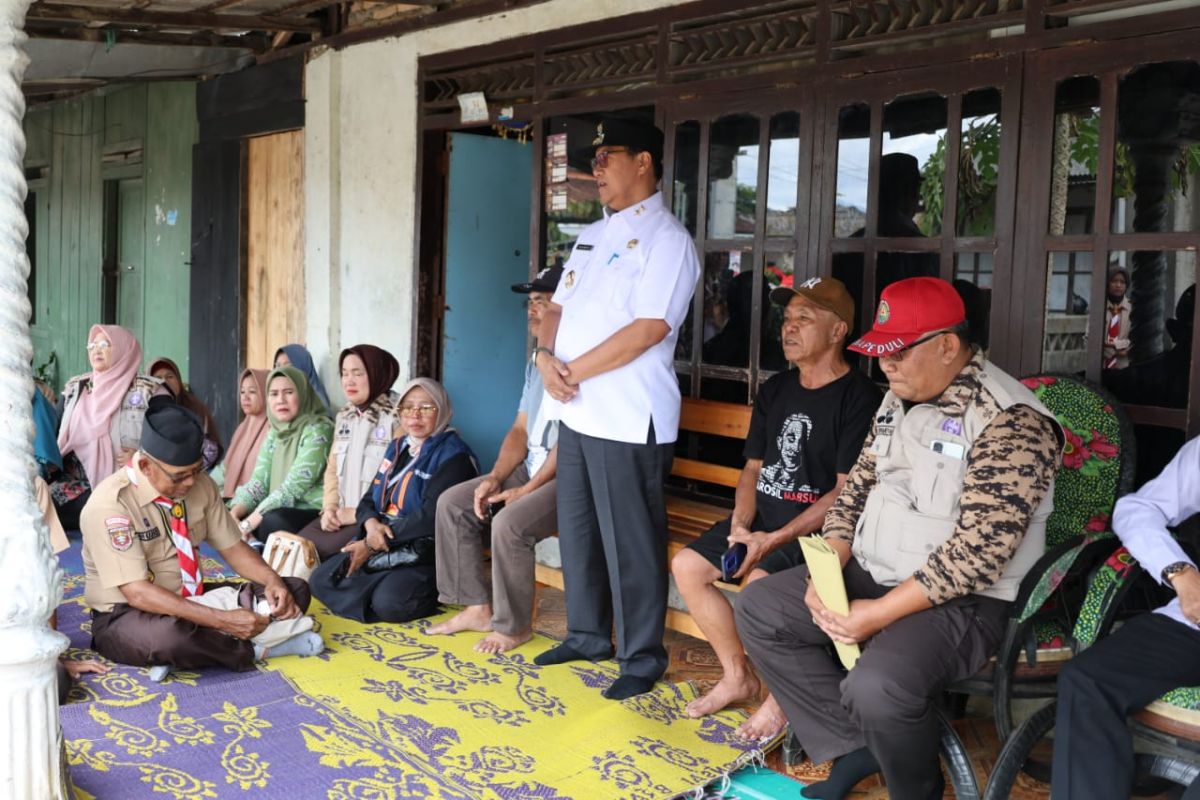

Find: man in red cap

[736,276,1062,799]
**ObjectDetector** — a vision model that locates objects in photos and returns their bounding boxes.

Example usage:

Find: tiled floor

[529,585,1059,799]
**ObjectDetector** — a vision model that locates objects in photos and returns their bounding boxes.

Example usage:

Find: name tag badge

[135,528,160,542]
[871,434,892,456]
[575,244,594,251]
[930,439,966,460]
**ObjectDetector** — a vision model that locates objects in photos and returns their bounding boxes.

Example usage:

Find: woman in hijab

[294,345,402,559]
[146,356,224,470]
[310,378,477,624]
[211,369,270,501]
[230,366,334,545]
[274,344,331,413]
[54,324,168,527]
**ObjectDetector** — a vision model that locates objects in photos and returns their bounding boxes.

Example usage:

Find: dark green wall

[24,82,198,391]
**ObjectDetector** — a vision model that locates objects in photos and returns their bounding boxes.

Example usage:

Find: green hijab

[266,366,329,490]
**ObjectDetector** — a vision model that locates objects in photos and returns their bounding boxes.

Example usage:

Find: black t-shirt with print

[744,367,882,531]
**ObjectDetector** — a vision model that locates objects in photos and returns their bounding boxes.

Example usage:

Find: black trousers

[556,423,674,681]
[1052,612,1200,800]
[736,560,1008,800]
[253,507,321,544]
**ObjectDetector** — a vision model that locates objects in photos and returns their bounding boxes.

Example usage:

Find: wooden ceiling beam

[26,21,271,49]
[28,3,322,32]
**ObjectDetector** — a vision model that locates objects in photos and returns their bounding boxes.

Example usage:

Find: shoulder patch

[108,527,133,552]
[105,515,131,528]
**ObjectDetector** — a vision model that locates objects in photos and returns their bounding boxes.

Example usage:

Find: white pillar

[0,0,71,795]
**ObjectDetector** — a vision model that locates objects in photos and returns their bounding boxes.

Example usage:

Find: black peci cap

[140,399,205,467]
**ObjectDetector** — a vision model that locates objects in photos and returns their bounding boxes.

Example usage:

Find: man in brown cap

[671,276,880,735]
[81,401,320,681]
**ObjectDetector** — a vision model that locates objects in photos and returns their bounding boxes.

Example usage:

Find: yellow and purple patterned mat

[57,542,770,799]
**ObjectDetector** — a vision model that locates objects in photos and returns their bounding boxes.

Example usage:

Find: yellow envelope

[798,534,861,670]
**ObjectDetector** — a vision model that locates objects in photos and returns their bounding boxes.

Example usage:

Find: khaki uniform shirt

[81,464,242,613]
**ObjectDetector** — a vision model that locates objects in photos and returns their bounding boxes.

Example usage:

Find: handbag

[363,536,436,573]
[262,532,320,581]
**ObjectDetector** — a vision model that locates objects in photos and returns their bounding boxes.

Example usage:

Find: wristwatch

[531,346,553,366]
[239,519,252,534]
[1162,561,1196,586]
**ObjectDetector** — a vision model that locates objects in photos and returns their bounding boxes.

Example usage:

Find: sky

[733,130,944,212]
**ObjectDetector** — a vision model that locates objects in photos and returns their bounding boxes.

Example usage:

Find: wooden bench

[534,397,752,641]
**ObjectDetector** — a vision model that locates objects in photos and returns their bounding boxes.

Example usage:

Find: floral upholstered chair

[945,373,1136,784]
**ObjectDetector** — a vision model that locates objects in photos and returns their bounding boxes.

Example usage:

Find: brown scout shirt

[81,463,242,613]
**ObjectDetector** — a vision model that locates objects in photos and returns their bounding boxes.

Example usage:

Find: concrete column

[0,0,72,795]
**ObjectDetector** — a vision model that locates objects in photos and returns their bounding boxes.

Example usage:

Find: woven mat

[57,539,770,799]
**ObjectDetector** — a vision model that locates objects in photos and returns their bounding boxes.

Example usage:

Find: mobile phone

[721,543,748,582]
[487,501,505,519]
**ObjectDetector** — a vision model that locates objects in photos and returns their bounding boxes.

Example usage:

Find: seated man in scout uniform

[670,277,880,737]
[736,277,1062,800]
[1052,436,1200,799]
[81,401,322,682]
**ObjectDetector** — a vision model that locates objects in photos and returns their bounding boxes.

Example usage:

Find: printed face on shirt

[152,367,183,398]
[526,292,551,339]
[341,353,370,406]
[776,413,811,472]
[398,386,438,439]
[268,375,301,423]
[87,332,113,373]
[592,146,652,212]
[239,374,262,416]
[781,294,847,367]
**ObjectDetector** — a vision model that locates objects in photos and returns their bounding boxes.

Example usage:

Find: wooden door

[245,129,305,370]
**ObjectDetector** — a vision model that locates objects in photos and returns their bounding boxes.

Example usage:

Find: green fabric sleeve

[253,419,333,514]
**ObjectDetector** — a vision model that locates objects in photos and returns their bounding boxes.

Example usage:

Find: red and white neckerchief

[1105,309,1122,369]
[153,495,203,597]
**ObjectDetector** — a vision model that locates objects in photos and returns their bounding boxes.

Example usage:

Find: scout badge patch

[106,516,133,552]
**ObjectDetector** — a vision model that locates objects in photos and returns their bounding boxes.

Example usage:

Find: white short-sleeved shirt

[547,191,700,445]
[518,362,558,476]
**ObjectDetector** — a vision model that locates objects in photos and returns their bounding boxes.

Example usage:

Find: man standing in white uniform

[533,118,700,700]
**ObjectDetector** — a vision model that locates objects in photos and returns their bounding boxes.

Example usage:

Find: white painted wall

[303,0,694,400]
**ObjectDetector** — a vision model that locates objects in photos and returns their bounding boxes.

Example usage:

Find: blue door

[442,132,533,472]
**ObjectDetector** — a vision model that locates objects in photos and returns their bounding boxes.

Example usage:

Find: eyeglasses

[86,341,111,352]
[590,148,631,172]
[399,404,438,417]
[879,329,955,364]
[144,456,204,484]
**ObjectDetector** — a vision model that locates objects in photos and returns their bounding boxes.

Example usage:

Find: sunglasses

[879,329,956,363]
[590,148,631,172]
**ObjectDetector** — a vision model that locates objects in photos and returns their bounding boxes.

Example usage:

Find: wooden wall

[24,83,198,390]
[244,130,306,371]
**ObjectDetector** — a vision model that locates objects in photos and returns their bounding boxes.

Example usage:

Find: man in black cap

[80,401,320,681]
[429,266,562,654]
[532,117,701,699]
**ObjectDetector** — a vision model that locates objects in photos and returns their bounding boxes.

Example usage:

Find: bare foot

[474,630,532,654]
[427,605,493,636]
[736,694,787,742]
[685,672,760,718]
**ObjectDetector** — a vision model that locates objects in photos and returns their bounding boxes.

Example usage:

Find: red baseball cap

[848,277,966,357]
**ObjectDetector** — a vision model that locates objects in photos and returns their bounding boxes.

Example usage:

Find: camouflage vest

[851,361,1058,602]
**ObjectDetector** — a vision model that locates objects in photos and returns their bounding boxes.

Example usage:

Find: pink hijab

[57,324,144,484]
